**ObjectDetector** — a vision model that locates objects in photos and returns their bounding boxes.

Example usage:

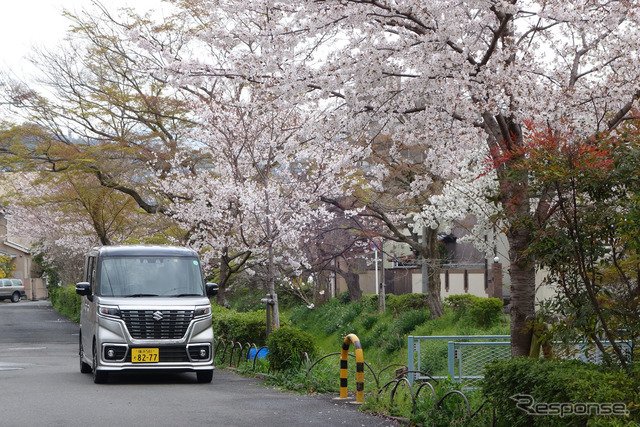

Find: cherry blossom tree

[4,0,640,356]
[152,83,357,328]
[152,0,640,355]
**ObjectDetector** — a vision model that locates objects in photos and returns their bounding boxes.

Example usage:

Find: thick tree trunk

[343,271,362,302]
[216,256,229,306]
[483,112,537,357]
[507,226,536,357]
[423,227,444,318]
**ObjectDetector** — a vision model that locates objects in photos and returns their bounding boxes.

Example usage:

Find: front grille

[121,310,194,339]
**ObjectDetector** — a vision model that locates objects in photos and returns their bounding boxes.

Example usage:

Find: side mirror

[206,283,219,297]
[75,282,92,296]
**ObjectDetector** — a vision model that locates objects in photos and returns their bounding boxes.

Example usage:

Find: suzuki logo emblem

[153,311,164,321]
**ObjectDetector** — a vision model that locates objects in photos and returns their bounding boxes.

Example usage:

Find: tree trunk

[313,273,331,306]
[423,227,444,318]
[216,255,229,306]
[483,113,536,357]
[343,271,362,301]
[507,226,536,357]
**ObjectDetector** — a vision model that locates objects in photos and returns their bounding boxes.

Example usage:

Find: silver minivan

[76,245,218,384]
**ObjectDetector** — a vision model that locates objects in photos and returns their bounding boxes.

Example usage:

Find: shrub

[468,298,503,327]
[50,285,82,322]
[445,294,503,327]
[444,294,476,312]
[482,358,639,426]
[266,326,317,371]
[386,293,431,314]
[212,308,267,345]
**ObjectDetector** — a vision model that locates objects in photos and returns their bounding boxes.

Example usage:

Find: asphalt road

[0,300,397,427]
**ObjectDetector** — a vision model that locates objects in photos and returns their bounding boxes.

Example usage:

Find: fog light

[107,349,116,359]
[199,348,207,358]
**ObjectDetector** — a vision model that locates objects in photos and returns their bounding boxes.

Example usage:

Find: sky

[0,0,163,76]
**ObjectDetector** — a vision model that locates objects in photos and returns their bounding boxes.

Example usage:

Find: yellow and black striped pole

[339,333,364,403]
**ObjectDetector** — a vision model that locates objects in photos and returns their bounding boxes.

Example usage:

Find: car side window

[88,257,97,292]
[2,279,10,287]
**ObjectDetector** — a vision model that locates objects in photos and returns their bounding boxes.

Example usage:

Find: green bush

[386,293,431,314]
[211,307,267,345]
[50,285,82,322]
[444,294,476,312]
[445,294,503,327]
[266,326,317,371]
[469,297,503,326]
[482,358,639,426]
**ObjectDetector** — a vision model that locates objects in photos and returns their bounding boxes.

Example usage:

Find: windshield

[98,256,205,297]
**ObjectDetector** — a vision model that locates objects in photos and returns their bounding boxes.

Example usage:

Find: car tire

[10,292,20,303]
[196,370,213,383]
[93,342,108,384]
[79,336,92,374]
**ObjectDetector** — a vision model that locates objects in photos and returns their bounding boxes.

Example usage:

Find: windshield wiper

[174,293,203,297]
[126,293,159,297]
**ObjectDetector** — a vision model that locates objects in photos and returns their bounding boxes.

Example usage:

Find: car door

[80,256,98,360]
[0,279,10,298]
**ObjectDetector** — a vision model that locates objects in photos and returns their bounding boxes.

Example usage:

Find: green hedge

[49,285,82,323]
[211,306,267,346]
[266,326,317,371]
[444,294,503,327]
[482,357,639,426]
[386,293,431,314]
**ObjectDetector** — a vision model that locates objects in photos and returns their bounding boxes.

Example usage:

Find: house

[0,207,47,300]
[334,220,508,301]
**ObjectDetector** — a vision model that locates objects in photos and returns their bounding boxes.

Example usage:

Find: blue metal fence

[408,335,633,389]
[407,335,510,388]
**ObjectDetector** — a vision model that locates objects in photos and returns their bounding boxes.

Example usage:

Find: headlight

[98,305,121,318]
[194,305,211,317]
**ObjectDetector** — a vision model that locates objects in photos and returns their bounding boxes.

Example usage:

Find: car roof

[90,245,198,258]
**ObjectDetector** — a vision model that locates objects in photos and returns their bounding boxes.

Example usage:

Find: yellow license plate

[131,348,159,363]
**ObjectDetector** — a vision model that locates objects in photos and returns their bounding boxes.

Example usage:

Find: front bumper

[95,313,214,372]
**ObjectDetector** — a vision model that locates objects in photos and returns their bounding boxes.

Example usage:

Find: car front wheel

[79,336,92,373]
[92,342,108,384]
[196,370,213,383]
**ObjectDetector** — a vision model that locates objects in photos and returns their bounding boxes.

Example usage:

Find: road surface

[0,300,396,426]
